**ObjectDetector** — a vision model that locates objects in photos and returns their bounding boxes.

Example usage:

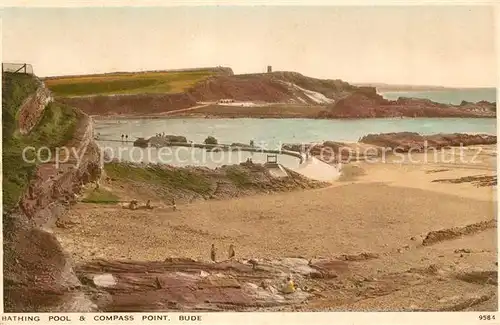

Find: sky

[1,6,497,87]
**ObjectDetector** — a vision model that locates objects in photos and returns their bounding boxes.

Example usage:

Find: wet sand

[55,146,496,264]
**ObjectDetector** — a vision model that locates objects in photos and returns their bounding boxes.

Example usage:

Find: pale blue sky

[1,6,497,87]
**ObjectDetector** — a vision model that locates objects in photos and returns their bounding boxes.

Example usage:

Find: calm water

[95,117,495,171]
[95,117,496,149]
[94,88,496,172]
[380,88,496,105]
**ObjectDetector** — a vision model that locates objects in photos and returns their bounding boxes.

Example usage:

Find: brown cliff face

[54,71,495,118]
[4,105,102,312]
[186,71,356,104]
[18,81,53,134]
[187,74,297,103]
[319,91,496,118]
[59,92,197,116]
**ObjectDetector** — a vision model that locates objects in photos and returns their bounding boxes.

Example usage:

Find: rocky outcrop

[4,102,102,311]
[150,135,188,146]
[18,79,53,134]
[18,111,101,228]
[187,72,356,104]
[359,132,497,152]
[104,162,327,203]
[59,92,197,117]
[133,135,188,148]
[459,100,496,113]
[318,90,496,118]
[422,220,497,246]
[431,175,497,187]
[75,257,348,311]
[282,132,496,165]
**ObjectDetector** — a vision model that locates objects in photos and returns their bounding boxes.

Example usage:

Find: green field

[44,70,218,97]
[2,72,78,212]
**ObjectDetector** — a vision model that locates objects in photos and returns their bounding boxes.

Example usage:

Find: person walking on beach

[210,244,217,262]
[125,134,129,142]
[172,198,177,211]
[121,134,124,142]
[228,244,235,259]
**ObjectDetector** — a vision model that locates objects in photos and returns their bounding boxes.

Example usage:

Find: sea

[94,88,497,170]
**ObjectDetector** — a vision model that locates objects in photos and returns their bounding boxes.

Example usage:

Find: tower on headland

[267,65,272,73]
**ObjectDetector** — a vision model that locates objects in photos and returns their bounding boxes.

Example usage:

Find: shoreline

[91,114,498,120]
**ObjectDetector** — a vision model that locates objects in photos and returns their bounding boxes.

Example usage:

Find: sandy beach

[52,144,497,311]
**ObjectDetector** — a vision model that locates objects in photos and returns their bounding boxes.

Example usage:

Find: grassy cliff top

[44,69,225,97]
[2,73,77,212]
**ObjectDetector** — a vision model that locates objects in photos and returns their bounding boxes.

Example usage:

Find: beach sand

[54,145,497,311]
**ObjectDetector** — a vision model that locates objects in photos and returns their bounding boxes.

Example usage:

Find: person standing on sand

[282,275,296,294]
[125,134,129,142]
[228,244,235,259]
[210,244,217,262]
[121,134,124,141]
[172,198,177,211]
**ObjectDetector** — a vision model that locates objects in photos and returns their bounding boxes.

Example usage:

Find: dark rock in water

[133,137,149,148]
[148,135,188,147]
[163,135,188,143]
[359,132,496,152]
[204,136,218,145]
[231,142,254,148]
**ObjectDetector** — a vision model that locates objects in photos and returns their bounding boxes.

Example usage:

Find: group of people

[210,243,235,262]
[121,134,129,142]
[155,132,167,137]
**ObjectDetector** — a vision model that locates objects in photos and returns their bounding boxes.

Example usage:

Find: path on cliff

[155,102,214,116]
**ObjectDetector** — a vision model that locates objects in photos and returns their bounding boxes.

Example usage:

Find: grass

[82,188,119,204]
[104,162,212,195]
[2,72,78,212]
[44,70,218,97]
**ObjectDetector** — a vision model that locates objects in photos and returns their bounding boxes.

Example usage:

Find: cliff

[59,92,197,117]
[17,79,53,134]
[3,72,102,312]
[318,90,496,118]
[47,69,495,118]
[187,71,356,104]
